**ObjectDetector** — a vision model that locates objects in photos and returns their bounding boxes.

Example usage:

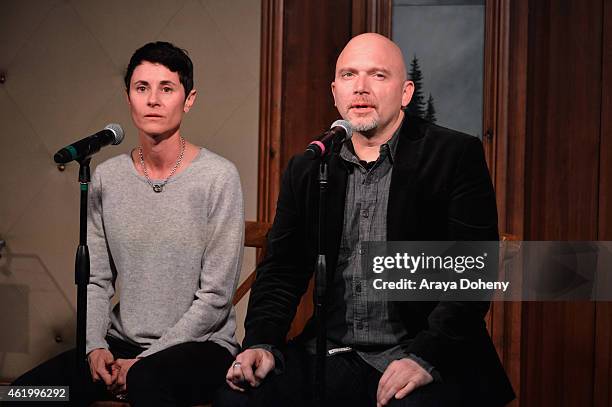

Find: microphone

[304,120,353,160]
[54,124,125,164]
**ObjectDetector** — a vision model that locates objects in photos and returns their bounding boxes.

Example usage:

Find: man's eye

[342,72,354,78]
[162,87,173,93]
[374,73,386,79]
[136,86,147,92]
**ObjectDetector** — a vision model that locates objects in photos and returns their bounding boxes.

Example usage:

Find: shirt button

[355,283,362,293]
[362,209,369,218]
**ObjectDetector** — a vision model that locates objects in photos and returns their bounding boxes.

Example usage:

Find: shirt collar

[339,117,403,166]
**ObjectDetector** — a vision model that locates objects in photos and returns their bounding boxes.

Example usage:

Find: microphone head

[331,119,352,141]
[105,123,125,145]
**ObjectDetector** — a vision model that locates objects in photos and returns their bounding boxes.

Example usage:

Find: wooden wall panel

[522,0,604,406]
[524,0,602,242]
[280,0,352,173]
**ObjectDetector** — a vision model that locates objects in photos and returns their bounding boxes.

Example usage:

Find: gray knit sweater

[86,148,243,358]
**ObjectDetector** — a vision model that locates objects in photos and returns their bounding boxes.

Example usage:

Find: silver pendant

[153,184,163,193]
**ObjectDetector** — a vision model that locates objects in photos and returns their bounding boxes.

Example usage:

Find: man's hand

[225,348,275,391]
[376,358,433,407]
[108,358,140,395]
[87,349,116,386]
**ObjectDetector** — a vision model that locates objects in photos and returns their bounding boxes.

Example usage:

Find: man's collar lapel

[388,115,425,241]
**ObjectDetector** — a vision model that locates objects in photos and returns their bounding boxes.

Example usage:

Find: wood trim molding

[351,0,392,36]
[258,0,284,223]
[484,1,528,404]
[483,0,506,200]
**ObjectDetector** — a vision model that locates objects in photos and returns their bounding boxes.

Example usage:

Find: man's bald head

[336,33,407,82]
[332,33,413,138]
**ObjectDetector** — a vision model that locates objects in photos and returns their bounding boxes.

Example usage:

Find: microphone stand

[314,156,328,404]
[74,157,91,406]
[313,135,344,404]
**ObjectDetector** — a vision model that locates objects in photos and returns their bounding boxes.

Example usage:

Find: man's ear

[184,89,197,112]
[401,80,415,108]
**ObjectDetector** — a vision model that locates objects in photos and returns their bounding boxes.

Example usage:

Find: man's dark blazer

[243,115,515,406]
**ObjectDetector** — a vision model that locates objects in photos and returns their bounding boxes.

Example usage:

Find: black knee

[212,384,250,407]
[126,360,163,404]
[127,360,153,387]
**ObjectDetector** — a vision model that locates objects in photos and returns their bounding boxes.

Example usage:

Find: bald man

[217,33,514,407]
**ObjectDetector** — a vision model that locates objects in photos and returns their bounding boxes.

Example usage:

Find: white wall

[0,0,260,379]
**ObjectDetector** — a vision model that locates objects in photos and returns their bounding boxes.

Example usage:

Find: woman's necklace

[138,136,185,193]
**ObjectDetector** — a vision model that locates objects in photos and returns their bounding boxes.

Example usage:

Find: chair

[233,221,271,305]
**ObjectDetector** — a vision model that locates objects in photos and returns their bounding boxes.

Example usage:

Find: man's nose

[354,74,369,94]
